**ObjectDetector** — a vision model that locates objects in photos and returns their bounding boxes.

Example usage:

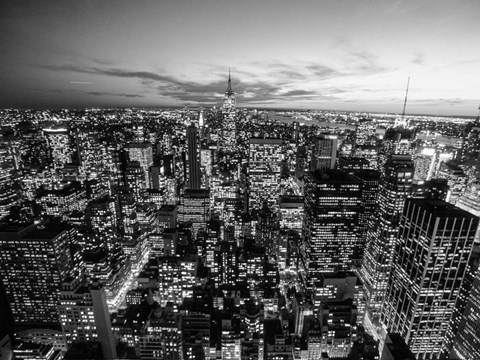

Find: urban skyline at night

[2,2,480,360]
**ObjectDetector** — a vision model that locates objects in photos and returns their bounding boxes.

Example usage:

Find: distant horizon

[1,104,476,120]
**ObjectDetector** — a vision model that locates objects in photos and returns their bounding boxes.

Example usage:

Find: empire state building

[221,70,236,148]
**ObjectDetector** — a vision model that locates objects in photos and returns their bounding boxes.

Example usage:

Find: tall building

[303,170,362,283]
[453,268,480,360]
[0,223,73,327]
[221,71,236,148]
[58,278,117,359]
[186,124,201,190]
[248,138,283,211]
[0,133,19,219]
[352,170,381,265]
[359,154,414,332]
[43,127,72,170]
[126,143,153,186]
[311,134,338,171]
[382,199,478,359]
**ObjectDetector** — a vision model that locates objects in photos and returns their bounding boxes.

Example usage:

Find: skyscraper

[186,123,201,190]
[248,138,284,211]
[58,278,117,359]
[382,199,478,359]
[303,170,362,283]
[221,71,236,148]
[0,223,73,327]
[359,154,414,335]
[311,134,338,171]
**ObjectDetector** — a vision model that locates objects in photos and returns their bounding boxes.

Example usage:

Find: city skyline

[1,0,480,116]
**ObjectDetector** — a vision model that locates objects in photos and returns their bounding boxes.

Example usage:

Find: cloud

[84,91,144,98]
[37,61,350,105]
[412,53,424,65]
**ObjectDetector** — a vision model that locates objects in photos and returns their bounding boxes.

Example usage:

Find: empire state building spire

[226,68,233,95]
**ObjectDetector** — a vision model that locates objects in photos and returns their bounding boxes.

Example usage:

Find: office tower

[139,308,182,360]
[453,269,480,360]
[186,123,201,190]
[303,170,362,282]
[338,156,370,173]
[319,298,358,358]
[295,145,308,180]
[126,142,153,186]
[0,133,18,219]
[278,195,304,235]
[436,161,468,204]
[413,148,437,181]
[179,189,210,237]
[311,134,338,171]
[36,181,87,219]
[42,127,72,170]
[157,255,198,306]
[255,202,279,261]
[359,154,413,332]
[116,186,138,236]
[355,118,377,147]
[221,71,236,148]
[84,195,119,251]
[75,129,105,181]
[0,223,73,327]
[248,138,283,211]
[58,278,117,360]
[352,170,381,265]
[125,160,147,201]
[382,199,478,359]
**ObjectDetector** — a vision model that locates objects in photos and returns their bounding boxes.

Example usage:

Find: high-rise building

[0,223,73,327]
[359,154,414,333]
[352,170,381,265]
[58,278,117,359]
[221,71,236,148]
[0,133,19,220]
[453,268,480,360]
[311,134,338,171]
[248,138,283,211]
[126,142,153,186]
[186,124,201,190]
[355,118,377,147]
[43,127,72,170]
[382,199,478,359]
[303,170,362,282]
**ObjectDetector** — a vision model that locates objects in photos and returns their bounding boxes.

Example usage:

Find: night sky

[1,0,479,115]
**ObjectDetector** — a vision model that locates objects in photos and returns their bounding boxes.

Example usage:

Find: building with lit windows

[42,127,72,170]
[359,154,414,334]
[179,189,210,237]
[0,223,73,327]
[221,71,236,149]
[58,278,117,359]
[248,138,283,211]
[453,269,480,360]
[0,133,18,219]
[36,181,87,219]
[186,123,201,190]
[303,170,362,283]
[382,199,478,359]
[126,142,153,186]
[311,134,338,171]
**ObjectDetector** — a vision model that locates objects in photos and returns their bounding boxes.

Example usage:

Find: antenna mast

[401,75,410,126]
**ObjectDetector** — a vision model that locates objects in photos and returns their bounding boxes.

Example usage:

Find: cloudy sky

[1,0,479,115]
